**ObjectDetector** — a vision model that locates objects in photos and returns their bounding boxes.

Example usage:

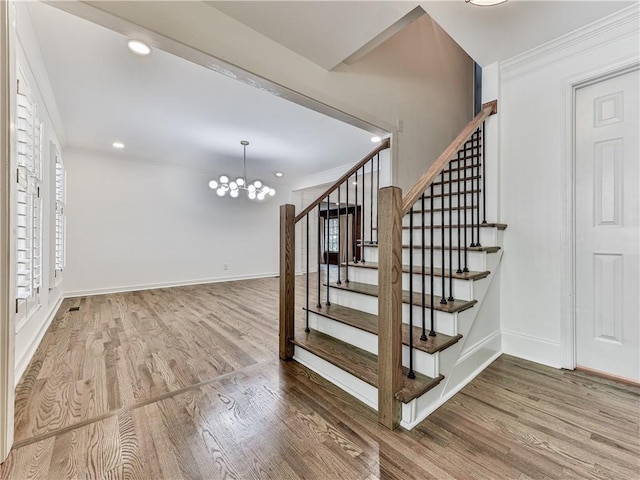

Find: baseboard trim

[501,329,562,368]
[400,333,502,430]
[15,294,64,384]
[64,272,279,298]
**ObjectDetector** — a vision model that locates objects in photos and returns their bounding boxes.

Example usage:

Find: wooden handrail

[294,138,390,223]
[401,100,497,215]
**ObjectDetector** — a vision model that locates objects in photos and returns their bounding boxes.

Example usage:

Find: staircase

[280,101,503,430]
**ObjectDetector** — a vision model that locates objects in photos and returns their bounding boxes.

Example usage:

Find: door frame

[560,59,640,370]
[1,0,16,463]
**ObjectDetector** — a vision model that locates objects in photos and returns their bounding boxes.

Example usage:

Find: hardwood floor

[1,276,639,479]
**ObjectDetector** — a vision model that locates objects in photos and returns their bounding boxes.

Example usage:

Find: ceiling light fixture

[112,141,125,149]
[208,141,275,200]
[465,0,508,6]
[371,136,382,143]
[127,39,151,56]
[274,171,284,178]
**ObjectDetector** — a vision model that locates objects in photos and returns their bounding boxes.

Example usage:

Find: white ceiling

[24,0,635,187]
[420,0,636,67]
[209,1,635,69]
[25,2,376,185]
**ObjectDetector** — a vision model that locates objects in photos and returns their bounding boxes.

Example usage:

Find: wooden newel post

[377,187,403,429]
[279,204,296,360]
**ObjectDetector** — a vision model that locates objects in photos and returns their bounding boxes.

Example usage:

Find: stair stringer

[399,251,503,429]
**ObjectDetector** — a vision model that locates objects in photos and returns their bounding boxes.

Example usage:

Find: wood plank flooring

[1,276,639,479]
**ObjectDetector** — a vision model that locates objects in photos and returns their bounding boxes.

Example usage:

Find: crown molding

[501,5,640,80]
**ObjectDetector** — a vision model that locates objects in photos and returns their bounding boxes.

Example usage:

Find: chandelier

[208,140,275,200]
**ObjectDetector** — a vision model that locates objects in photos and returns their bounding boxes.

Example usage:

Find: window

[53,147,66,278]
[326,217,339,253]
[16,69,43,316]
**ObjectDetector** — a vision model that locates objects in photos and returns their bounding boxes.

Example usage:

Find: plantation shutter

[16,70,42,314]
[54,149,66,275]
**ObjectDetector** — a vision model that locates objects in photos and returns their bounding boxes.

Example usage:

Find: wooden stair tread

[343,261,489,281]
[290,328,444,404]
[374,222,507,231]
[327,281,477,314]
[359,243,501,253]
[305,304,463,355]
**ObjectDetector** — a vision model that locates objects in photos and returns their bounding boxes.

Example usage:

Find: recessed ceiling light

[371,136,382,143]
[465,0,507,6]
[274,171,284,178]
[112,142,125,149]
[127,40,151,56]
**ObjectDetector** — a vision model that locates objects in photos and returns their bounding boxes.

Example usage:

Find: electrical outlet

[223,264,229,271]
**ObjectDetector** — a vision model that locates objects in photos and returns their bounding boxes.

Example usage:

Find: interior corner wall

[13,3,64,382]
[64,150,291,296]
[498,13,639,368]
[55,2,473,193]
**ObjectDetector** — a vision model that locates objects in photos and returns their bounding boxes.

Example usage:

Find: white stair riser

[428,178,479,196]
[327,287,458,336]
[404,210,479,226]
[403,227,498,246]
[293,346,378,410]
[445,159,481,171]
[361,247,487,271]
[307,312,439,377]
[346,267,474,301]
[421,192,478,210]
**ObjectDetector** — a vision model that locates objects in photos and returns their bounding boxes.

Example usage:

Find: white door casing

[1,0,16,463]
[575,68,640,382]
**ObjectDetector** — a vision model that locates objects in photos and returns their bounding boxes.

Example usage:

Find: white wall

[13,4,65,381]
[64,150,290,296]
[53,2,474,192]
[498,7,639,367]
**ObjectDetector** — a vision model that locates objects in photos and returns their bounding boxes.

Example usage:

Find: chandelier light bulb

[254,180,262,188]
[236,178,245,187]
[230,190,239,198]
[257,193,265,200]
[208,180,218,190]
[248,191,257,200]
[230,182,238,191]
[269,188,276,196]
[216,188,225,197]
[219,175,229,184]
[248,184,256,193]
